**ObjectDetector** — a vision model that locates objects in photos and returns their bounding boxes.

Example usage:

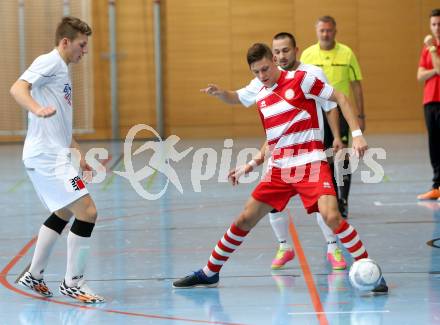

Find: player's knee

[85,204,97,223]
[71,218,95,238]
[326,211,341,230]
[77,200,97,223]
[54,208,73,222]
[235,211,256,231]
[319,205,330,220]
[72,195,98,223]
[320,207,340,230]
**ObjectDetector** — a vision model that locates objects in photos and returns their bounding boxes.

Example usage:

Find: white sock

[65,231,91,287]
[316,213,338,253]
[326,241,338,254]
[269,212,292,249]
[29,225,61,279]
[203,266,215,277]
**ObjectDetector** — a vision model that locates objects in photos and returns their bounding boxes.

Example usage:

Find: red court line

[287,209,329,325]
[0,237,246,325]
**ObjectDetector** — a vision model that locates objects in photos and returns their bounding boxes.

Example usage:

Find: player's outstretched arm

[200,84,241,105]
[330,90,368,157]
[10,80,56,118]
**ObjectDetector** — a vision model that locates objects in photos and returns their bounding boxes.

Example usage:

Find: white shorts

[24,154,89,213]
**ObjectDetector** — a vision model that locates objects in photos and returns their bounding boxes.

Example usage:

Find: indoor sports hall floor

[1,134,439,325]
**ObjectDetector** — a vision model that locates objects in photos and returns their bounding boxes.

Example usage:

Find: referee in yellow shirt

[301,15,365,219]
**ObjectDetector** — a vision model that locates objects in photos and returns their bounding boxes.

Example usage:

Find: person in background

[301,15,366,219]
[417,9,440,200]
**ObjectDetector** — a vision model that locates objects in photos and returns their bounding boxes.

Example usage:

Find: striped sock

[203,223,249,277]
[333,220,368,260]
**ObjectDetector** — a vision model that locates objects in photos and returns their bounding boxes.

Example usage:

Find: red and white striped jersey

[256,69,334,168]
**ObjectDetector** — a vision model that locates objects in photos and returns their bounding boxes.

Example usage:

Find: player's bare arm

[425,35,440,73]
[329,90,368,157]
[71,138,88,168]
[325,108,343,153]
[200,84,242,104]
[10,80,56,118]
[431,49,440,73]
[350,80,366,132]
[228,141,268,186]
[417,35,440,81]
[417,66,438,82]
[71,138,93,182]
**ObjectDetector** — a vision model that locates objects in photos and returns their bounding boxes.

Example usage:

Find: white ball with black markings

[349,258,382,291]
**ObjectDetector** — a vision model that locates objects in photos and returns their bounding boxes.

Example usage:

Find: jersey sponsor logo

[285,89,295,100]
[63,83,72,106]
[323,181,332,189]
[70,176,85,191]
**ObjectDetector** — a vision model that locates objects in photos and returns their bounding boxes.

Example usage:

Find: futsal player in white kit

[10,16,104,304]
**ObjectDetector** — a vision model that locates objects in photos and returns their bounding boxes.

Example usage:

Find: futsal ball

[349,258,382,291]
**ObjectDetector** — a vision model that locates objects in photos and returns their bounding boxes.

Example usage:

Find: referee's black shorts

[323,107,349,150]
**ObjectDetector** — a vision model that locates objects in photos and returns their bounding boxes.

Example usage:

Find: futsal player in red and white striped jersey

[198,32,348,271]
[173,43,388,294]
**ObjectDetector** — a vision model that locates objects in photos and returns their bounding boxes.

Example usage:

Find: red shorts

[251,161,336,214]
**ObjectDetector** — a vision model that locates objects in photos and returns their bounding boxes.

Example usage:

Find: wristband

[357,114,366,119]
[248,159,258,168]
[351,129,362,137]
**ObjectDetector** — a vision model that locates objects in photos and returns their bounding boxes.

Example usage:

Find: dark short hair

[316,15,337,27]
[431,9,440,17]
[247,43,273,66]
[273,32,297,48]
[55,16,92,45]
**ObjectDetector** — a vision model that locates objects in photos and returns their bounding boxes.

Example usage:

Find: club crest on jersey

[323,181,332,189]
[285,89,295,100]
[63,83,72,106]
[260,100,266,108]
[70,176,85,191]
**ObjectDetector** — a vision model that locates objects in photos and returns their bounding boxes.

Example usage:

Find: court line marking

[288,310,390,315]
[7,178,27,193]
[101,154,123,191]
[374,201,418,206]
[0,239,247,325]
[287,209,329,325]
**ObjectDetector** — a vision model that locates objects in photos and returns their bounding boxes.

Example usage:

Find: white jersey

[20,49,73,161]
[236,63,337,111]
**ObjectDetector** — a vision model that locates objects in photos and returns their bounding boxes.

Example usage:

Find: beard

[281,60,296,71]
